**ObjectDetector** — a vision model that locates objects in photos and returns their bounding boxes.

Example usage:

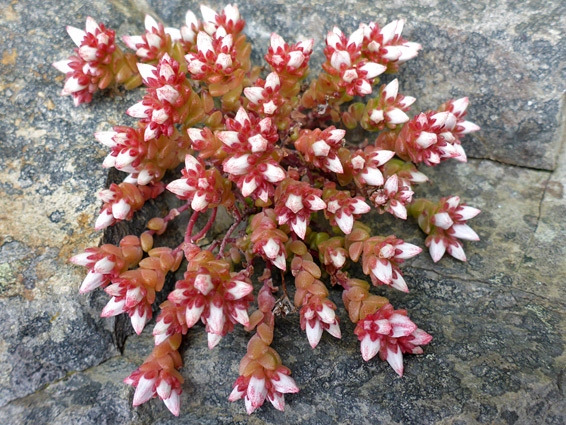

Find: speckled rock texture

[0,0,565,424]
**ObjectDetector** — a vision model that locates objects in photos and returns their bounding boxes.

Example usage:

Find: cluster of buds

[248,209,289,270]
[294,127,346,174]
[101,246,182,334]
[127,54,204,141]
[218,108,285,204]
[124,333,184,416]
[322,186,371,234]
[54,17,141,106]
[70,235,143,294]
[95,126,191,185]
[368,173,414,220]
[354,303,432,376]
[315,234,348,271]
[290,242,341,348]
[361,79,415,131]
[323,27,387,97]
[96,181,164,230]
[165,251,253,348]
[359,20,421,73]
[274,178,326,239]
[61,8,482,417]
[244,72,294,129]
[411,196,481,262]
[345,226,421,292]
[167,154,234,211]
[265,33,313,96]
[376,98,480,166]
[123,15,182,63]
[230,323,299,413]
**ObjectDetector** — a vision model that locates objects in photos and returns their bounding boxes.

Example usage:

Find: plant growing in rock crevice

[59,4,480,416]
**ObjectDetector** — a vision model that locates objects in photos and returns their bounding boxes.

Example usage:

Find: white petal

[383,79,399,100]
[241,177,258,197]
[447,243,467,261]
[372,260,393,284]
[197,31,214,56]
[357,79,372,95]
[380,20,398,44]
[200,5,219,23]
[130,308,149,335]
[287,51,305,69]
[66,26,86,47]
[311,140,331,157]
[330,50,351,70]
[384,174,399,195]
[52,59,73,74]
[133,376,157,406]
[351,199,371,215]
[297,38,314,54]
[235,107,250,126]
[185,303,204,328]
[360,334,380,361]
[167,178,194,197]
[94,131,118,148]
[391,273,409,293]
[429,239,446,263]
[137,63,157,85]
[79,271,105,293]
[247,376,267,409]
[95,209,114,230]
[263,238,280,259]
[325,155,344,173]
[268,392,285,411]
[457,120,481,134]
[145,15,159,32]
[122,35,144,50]
[457,206,481,221]
[415,131,437,149]
[306,195,326,211]
[191,192,209,211]
[163,390,181,416]
[336,212,354,234]
[229,386,245,402]
[270,32,285,51]
[265,72,280,90]
[399,95,416,108]
[223,154,250,175]
[156,85,180,104]
[386,108,409,124]
[272,252,287,270]
[328,128,346,142]
[215,52,232,70]
[285,194,303,214]
[231,306,250,327]
[101,297,126,317]
[395,242,422,260]
[262,163,286,183]
[217,131,240,147]
[94,257,115,274]
[451,224,480,241]
[70,252,94,266]
[389,313,417,337]
[248,134,268,152]
[208,332,222,349]
[359,62,386,79]
[291,216,307,240]
[126,101,149,118]
[433,212,454,230]
[386,346,404,376]
[226,280,253,300]
[272,372,299,394]
[361,167,384,186]
[244,87,264,104]
[208,302,225,334]
[318,304,336,324]
[306,320,323,348]
[112,198,131,220]
[326,321,342,339]
[164,27,182,42]
[263,101,277,114]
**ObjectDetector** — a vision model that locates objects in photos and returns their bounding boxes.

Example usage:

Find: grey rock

[1,0,565,424]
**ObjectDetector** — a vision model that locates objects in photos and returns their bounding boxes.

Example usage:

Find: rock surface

[0,0,565,424]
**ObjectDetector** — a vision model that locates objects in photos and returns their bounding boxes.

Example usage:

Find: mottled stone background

[1,0,565,424]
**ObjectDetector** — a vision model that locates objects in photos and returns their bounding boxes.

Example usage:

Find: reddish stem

[185,210,200,245]
[191,207,217,242]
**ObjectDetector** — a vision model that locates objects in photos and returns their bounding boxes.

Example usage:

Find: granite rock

[1,0,565,424]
